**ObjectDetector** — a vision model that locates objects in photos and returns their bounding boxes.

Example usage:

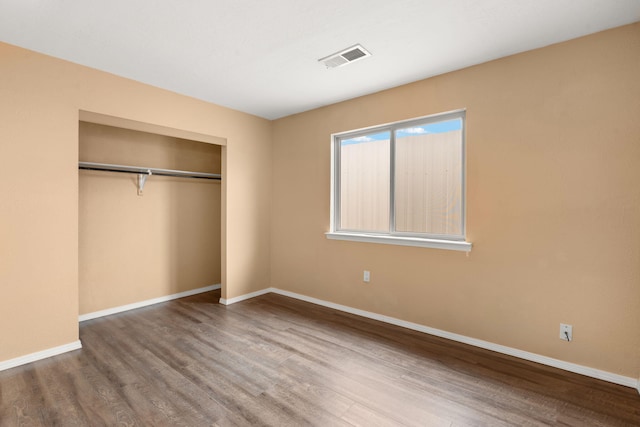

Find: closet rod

[78,161,221,180]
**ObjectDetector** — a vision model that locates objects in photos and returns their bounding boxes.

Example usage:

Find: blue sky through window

[341,118,461,145]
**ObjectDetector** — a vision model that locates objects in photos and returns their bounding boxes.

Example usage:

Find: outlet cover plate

[560,323,573,341]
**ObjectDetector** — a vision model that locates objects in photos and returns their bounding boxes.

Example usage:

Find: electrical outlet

[560,323,572,342]
[363,270,370,283]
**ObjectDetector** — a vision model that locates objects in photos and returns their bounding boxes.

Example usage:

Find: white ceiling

[1,1,638,120]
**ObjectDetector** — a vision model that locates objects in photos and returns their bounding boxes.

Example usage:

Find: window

[327,110,471,251]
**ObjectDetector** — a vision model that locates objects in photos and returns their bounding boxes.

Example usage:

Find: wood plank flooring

[1,290,638,426]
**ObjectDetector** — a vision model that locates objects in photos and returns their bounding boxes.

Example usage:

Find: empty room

[1,1,639,425]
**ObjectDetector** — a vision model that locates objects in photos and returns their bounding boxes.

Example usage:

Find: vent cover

[319,44,371,69]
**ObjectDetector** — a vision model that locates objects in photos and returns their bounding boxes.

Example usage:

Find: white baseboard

[0,341,82,372]
[79,283,221,322]
[219,288,271,305]
[225,286,639,391]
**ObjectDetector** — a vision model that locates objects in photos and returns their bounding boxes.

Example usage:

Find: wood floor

[1,291,638,426]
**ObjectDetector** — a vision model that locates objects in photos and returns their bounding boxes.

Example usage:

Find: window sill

[325,232,472,252]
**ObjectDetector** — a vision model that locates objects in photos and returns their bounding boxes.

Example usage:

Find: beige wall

[272,24,640,378]
[0,42,271,362]
[79,123,221,314]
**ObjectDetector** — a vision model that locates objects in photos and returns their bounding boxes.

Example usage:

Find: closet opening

[78,116,224,320]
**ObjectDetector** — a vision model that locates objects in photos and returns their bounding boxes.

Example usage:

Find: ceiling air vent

[319,44,371,69]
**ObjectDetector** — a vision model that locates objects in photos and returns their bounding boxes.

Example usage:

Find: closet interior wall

[78,122,222,315]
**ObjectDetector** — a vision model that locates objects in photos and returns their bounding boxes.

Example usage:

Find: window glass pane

[340,131,390,232]
[394,119,463,236]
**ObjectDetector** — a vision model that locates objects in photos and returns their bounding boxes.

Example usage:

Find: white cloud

[403,127,429,134]
[351,136,374,142]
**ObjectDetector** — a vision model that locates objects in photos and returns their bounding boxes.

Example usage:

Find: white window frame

[326,109,471,252]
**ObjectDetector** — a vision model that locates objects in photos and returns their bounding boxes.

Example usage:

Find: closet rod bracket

[137,170,152,196]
